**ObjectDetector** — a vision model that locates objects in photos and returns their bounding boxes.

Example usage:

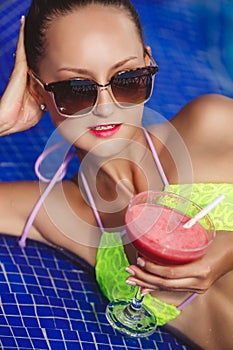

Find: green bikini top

[95,183,233,326]
[92,129,233,326]
[18,128,232,326]
[165,183,233,232]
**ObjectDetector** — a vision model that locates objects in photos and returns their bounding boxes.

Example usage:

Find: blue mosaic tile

[10,283,27,293]
[23,316,40,328]
[63,299,78,308]
[31,339,49,350]
[49,340,67,350]
[27,327,44,338]
[59,290,74,300]
[36,305,53,317]
[3,304,20,316]
[2,264,19,273]
[0,255,14,265]
[66,342,82,350]
[94,333,109,345]
[107,335,125,346]
[19,305,34,318]
[79,332,94,342]
[67,308,82,321]
[33,295,49,305]
[49,268,64,279]
[23,274,38,285]
[1,336,18,347]
[13,255,28,265]
[80,343,99,350]
[70,320,87,333]
[0,326,13,337]
[20,265,34,275]
[27,256,43,267]
[16,294,33,305]
[0,282,10,293]
[63,330,79,341]
[42,286,58,298]
[6,272,23,284]
[0,314,8,325]
[34,266,50,277]
[50,296,64,307]
[39,317,56,329]
[52,306,68,318]
[45,329,62,340]
[12,327,29,338]
[93,345,110,350]
[27,284,43,295]
[55,318,71,330]
[6,316,23,327]
[53,278,70,289]
[0,228,192,350]
[16,337,33,348]
[1,294,17,304]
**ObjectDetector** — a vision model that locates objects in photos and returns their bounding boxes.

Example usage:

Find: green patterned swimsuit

[94,130,233,326]
[19,128,233,326]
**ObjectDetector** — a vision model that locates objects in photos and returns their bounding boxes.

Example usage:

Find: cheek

[43,94,87,144]
[123,106,144,128]
[44,93,63,126]
[57,118,87,144]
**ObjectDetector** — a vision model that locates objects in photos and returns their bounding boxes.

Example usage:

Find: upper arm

[0,180,99,266]
[34,180,100,266]
[171,94,233,150]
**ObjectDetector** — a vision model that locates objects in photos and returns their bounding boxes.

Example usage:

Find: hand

[126,230,233,295]
[0,16,44,136]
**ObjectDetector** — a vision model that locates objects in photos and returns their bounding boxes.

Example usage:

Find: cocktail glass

[106,191,215,337]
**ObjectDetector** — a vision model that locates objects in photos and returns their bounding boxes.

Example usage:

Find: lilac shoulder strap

[19,128,167,247]
[142,128,169,187]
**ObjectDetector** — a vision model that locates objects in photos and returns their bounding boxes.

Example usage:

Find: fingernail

[20,15,25,25]
[137,257,145,267]
[126,280,136,286]
[125,267,135,276]
[141,290,149,297]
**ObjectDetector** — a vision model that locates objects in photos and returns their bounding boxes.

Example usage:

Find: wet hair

[24,0,145,73]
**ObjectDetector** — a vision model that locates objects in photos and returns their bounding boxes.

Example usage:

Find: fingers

[137,256,211,280]
[127,273,207,293]
[14,16,27,67]
[125,258,212,293]
[126,269,207,293]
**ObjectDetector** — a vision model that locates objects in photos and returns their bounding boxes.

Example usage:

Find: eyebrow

[56,56,139,75]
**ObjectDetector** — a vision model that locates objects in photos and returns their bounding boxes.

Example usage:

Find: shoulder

[176,93,233,120]
[170,94,233,148]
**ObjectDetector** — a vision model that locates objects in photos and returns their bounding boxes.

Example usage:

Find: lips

[89,124,122,138]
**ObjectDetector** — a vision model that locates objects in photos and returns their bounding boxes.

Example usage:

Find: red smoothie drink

[125,203,209,264]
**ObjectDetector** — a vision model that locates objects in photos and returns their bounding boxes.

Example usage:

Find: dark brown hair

[24,0,145,73]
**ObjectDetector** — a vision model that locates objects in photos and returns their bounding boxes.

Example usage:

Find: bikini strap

[19,143,75,248]
[80,128,169,236]
[142,128,169,186]
[19,127,168,247]
[79,170,105,234]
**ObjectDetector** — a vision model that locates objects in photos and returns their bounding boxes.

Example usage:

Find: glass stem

[123,287,145,320]
[131,287,144,309]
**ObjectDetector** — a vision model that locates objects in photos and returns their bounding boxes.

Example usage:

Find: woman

[0,1,232,349]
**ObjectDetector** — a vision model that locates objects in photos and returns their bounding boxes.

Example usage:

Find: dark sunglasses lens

[52,80,98,116]
[111,68,153,106]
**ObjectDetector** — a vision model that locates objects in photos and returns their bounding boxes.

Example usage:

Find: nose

[93,85,115,118]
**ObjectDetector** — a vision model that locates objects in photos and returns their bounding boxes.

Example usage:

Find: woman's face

[38,5,148,157]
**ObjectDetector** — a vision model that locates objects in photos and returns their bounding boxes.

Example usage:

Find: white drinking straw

[183,194,225,229]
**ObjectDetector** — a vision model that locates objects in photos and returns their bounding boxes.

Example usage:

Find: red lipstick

[89,124,122,138]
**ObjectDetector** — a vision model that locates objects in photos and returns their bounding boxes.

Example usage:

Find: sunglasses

[31,57,158,118]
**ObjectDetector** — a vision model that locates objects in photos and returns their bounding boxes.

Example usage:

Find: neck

[75,128,165,209]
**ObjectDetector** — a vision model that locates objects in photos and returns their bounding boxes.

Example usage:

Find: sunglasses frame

[30,54,158,118]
